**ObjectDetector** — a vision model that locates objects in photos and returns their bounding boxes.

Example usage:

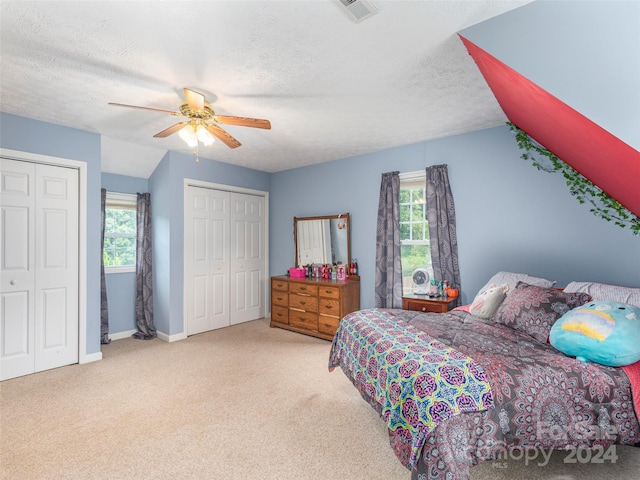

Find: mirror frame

[294,213,351,267]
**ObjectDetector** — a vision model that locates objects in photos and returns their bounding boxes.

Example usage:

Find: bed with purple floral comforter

[329,308,640,480]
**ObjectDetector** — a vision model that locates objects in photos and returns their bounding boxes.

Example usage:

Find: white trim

[82,351,102,364]
[105,191,137,210]
[0,148,95,365]
[156,330,187,343]
[399,170,426,181]
[105,266,136,274]
[182,178,270,339]
[108,329,137,341]
[105,191,137,202]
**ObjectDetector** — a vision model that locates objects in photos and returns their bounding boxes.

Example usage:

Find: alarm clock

[412,268,430,294]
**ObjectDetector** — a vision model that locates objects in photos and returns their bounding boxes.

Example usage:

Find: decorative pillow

[469,283,509,319]
[564,281,640,308]
[491,282,591,343]
[550,301,640,367]
[478,271,556,295]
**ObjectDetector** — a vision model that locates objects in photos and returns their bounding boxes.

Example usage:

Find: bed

[328,275,640,479]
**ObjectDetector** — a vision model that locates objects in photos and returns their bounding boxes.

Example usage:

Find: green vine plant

[508,122,640,236]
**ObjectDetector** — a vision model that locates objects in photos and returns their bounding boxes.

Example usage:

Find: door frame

[183,178,269,335]
[0,148,90,364]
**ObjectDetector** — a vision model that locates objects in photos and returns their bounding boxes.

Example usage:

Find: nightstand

[402,294,456,313]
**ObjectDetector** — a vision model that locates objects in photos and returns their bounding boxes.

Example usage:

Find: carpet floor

[1,319,638,480]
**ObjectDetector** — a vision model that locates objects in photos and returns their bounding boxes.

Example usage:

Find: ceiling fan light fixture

[109,86,269,153]
[178,124,198,148]
[196,124,215,146]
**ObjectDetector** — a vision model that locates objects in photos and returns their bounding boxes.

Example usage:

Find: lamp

[178,123,198,148]
[178,121,215,162]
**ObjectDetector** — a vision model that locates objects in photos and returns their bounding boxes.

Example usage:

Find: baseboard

[156,330,187,342]
[108,329,187,343]
[80,351,102,364]
[109,329,137,341]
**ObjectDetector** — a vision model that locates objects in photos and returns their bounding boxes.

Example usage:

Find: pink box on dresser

[289,267,306,278]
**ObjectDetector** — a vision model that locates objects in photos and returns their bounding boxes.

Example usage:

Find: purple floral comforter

[330,308,640,480]
[328,308,495,468]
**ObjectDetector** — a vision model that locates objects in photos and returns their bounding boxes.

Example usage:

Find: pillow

[478,271,556,295]
[469,283,509,319]
[564,281,640,308]
[491,282,591,343]
[550,300,640,367]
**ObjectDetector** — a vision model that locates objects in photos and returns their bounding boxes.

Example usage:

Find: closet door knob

[10,280,16,285]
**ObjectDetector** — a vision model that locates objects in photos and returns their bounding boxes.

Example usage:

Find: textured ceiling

[0,1,532,177]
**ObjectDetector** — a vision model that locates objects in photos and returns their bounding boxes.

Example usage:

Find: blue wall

[101,173,149,336]
[149,150,271,337]
[0,112,102,356]
[2,1,638,344]
[270,125,640,307]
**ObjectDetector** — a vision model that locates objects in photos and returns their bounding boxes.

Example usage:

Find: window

[399,172,432,295]
[103,192,137,273]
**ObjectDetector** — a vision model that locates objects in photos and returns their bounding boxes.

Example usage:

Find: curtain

[132,193,157,340]
[375,171,403,308]
[425,164,461,305]
[100,189,111,344]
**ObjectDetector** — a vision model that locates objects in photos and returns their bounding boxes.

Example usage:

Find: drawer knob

[421,307,426,312]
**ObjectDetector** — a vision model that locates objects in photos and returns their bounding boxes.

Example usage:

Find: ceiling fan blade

[213,115,271,130]
[184,88,205,113]
[153,122,188,138]
[108,102,182,116]
[205,124,241,149]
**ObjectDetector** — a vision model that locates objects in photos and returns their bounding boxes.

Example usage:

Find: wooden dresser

[270,275,360,341]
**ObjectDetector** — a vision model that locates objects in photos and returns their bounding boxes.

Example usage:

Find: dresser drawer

[289,293,318,312]
[290,282,318,296]
[318,298,340,316]
[289,309,318,330]
[318,286,340,299]
[272,291,289,307]
[271,279,289,292]
[318,314,340,335]
[271,305,289,324]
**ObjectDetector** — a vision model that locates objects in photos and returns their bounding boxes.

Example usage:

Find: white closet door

[185,187,230,336]
[185,185,266,335]
[34,163,79,372]
[0,159,78,380]
[206,189,230,331]
[1,160,36,380]
[229,193,265,325]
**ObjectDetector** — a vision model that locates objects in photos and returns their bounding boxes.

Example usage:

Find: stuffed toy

[550,300,640,367]
[470,283,509,319]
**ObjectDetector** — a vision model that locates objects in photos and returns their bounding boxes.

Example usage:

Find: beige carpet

[1,319,638,480]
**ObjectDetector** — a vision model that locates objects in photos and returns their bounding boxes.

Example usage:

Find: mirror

[294,213,350,267]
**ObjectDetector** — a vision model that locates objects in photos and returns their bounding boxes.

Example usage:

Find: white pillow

[478,271,556,296]
[469,284,509,319]
[564,281,640,308]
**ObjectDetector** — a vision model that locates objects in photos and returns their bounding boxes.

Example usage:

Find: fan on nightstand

[412,268,430,294]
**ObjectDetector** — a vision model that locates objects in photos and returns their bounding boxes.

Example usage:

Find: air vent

[337,0,378,23]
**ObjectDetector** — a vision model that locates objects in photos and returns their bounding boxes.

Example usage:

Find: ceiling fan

[109,88,271,149]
